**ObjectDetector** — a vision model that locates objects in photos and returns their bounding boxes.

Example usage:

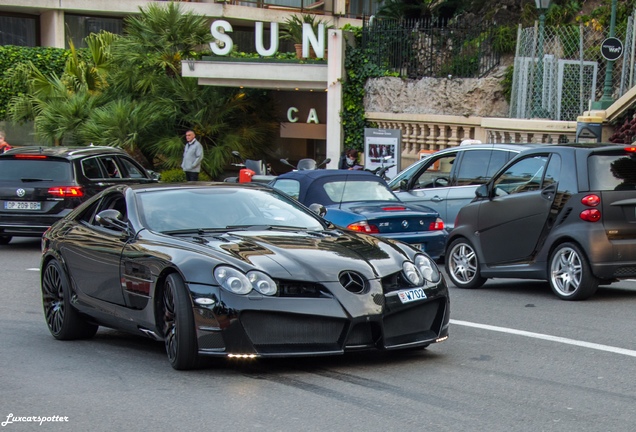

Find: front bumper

[190,279,450,358]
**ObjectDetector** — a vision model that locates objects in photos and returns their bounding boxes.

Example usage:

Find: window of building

[64,14,123,49]
[0,14,38,46]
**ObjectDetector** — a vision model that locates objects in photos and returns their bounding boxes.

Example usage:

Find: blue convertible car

[270,170,448,259]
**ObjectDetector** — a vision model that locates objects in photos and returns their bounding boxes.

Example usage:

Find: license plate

[412,243,423,250]
[4,201,41,210]
[397,287,427,304]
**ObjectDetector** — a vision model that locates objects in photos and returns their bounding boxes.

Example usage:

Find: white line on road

[451,319,636,358]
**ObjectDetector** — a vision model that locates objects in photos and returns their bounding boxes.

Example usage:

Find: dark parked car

[445,143,636,300]
[270,169,448,259]
[41,183,450,370]
[388,143,532,231]
[0,146,157,244]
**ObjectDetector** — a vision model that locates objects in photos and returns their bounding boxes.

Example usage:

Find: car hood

[179,229,409,281]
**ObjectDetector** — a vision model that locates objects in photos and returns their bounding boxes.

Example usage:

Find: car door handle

[431,196,444,202]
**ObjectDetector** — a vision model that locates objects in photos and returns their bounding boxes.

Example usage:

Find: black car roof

[0,146,129,160]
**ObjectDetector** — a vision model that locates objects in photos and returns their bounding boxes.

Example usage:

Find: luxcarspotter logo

[2,414,69,426]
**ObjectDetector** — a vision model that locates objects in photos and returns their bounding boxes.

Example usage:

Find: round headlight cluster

[414,254,441,284]
[214,266,278,296]
[402,254,441,287]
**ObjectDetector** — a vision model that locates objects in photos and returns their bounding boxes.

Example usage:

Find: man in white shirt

[181,130,204,181]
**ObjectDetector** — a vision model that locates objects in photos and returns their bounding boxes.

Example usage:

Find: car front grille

[241,311,346,352]
[383,298,446,347]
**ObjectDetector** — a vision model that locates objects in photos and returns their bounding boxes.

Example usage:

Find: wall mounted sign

[600,37,623,61]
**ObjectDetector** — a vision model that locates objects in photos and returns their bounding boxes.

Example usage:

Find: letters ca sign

[600,37,623,61]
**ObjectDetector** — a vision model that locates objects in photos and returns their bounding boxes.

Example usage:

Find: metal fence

[361,17,501,79]
[510,11,636,121]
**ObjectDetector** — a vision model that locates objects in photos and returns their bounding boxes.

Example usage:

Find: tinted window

[82,157,105,179]
[592,154,636,191]
[493,155,549,195]
[456,150,494,186]
[0,160,72,181]
[487,150,516,178]
[543,154,561,187]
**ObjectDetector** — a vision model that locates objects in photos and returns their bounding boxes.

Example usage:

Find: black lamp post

[592,0,618,110]
[531,0,551,118]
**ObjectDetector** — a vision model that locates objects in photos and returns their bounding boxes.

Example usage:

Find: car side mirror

[475,184,489,199]
[309,203,327,217]
[96,209,129,232]
[399,179,408,191]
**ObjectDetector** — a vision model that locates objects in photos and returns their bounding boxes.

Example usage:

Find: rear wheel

[0,235,11,245]
[445,238,486,289]
[41,259,98,339]
[549,242,599,300]
[163,273,198,370]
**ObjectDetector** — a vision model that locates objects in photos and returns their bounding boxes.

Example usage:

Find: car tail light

[581,194,600,207]
[48,186,84,198]
[382,206,406,211]
[429,218,444,231]
[347,221,380,233]
[580,194,600,222]
[15,154,48,159]
[624,146,636,153]
[580,209,601,222]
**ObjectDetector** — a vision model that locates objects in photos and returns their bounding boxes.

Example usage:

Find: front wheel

[548,242,598,300]
[163,273,198,370]
[445,238,486,289]
[41,259,98,340]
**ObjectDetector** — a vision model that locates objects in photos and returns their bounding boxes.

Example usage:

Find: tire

[41,259,98,340]
[548,242,599,301]
[0,236,11,245]
[162,273,198,370]
[445,238,486,289]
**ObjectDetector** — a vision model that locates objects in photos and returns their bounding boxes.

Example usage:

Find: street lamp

[592,0,618,110]
[531,0,551,118]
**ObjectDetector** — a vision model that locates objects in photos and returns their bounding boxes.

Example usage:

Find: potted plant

[281,14,332,59]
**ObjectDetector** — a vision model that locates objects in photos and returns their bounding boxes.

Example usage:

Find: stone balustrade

[365,112,581,168]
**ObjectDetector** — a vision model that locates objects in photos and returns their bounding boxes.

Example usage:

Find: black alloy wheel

[549,242,599,301]
[163,273,198,370]
[41,259,98,340]
[446,237,487,289]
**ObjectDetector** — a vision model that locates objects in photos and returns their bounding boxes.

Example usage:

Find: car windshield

[137,187,325,233]
[0,159,72,182]
[323,180,399,203]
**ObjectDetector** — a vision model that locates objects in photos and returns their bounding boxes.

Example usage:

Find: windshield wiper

[21,178,54,182]
[225,224,307,231]
[160,228,227,235]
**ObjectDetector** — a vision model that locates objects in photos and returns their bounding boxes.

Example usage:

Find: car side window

[412,154,456,189]
[118,157,146,179]
[82,157,105,179]
[493,155,549,195]
[542,154,561,187]
[100,156,122,179]
[455,150,495,186]
[272,179,301,200]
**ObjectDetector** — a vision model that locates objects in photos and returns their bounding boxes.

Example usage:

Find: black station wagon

[445,143,636,300]
[0,146,157,244]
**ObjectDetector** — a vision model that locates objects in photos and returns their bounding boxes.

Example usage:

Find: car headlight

[214,266,278,296]
[414,254,441,284]
[402,261,424,287]
[247,271,277,296]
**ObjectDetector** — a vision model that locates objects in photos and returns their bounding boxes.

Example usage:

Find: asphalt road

[2,238,636,431]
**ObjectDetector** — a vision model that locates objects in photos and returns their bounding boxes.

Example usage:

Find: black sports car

[41,183,450,370]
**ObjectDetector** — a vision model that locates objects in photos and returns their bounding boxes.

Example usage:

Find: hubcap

[449,243,478,283]
[551,247,582,295]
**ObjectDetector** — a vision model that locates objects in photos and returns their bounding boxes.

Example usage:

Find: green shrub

[159,169,211,182]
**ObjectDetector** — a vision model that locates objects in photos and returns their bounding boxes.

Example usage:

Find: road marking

[451,319,636,358]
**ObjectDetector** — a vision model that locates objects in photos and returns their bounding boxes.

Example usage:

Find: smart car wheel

[446,238,486,289]
[41,259,98,340]
[549,242,599,301]
[163,273,198,370]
